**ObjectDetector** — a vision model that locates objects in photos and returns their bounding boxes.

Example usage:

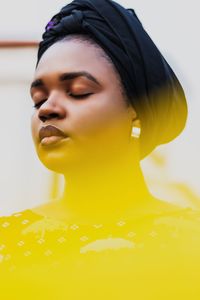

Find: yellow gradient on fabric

[1,206,200,299]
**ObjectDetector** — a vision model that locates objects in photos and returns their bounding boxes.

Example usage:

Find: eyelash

[68,93,93,99]
[33,100,46,109]
[33,93,93,109]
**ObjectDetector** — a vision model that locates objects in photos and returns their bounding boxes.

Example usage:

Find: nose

[38,92,66,123]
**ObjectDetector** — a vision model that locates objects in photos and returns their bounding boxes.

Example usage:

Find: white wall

[0,48,52,215]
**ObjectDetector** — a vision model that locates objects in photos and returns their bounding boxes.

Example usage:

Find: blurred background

[0,0,199,216]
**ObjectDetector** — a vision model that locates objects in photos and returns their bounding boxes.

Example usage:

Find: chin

[37,149,84,174]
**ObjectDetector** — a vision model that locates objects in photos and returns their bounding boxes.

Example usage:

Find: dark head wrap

[37,0,187,159]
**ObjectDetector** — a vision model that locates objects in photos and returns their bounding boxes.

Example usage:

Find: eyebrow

[30,71,100,89]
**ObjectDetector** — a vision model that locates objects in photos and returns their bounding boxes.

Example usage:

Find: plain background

[0,0,199,215]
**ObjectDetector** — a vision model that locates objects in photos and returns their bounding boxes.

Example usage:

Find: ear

[128,105,141,130]
[127,104,137,120]
[132,118,141,128]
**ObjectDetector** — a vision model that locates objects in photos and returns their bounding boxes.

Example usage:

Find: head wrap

[37,0,187,158]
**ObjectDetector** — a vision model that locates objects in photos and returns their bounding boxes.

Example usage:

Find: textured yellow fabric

[1,207,200,299]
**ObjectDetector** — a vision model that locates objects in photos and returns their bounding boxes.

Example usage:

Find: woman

[1,0,200,299]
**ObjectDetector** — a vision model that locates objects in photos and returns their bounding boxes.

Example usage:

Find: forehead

[35,40,115,81]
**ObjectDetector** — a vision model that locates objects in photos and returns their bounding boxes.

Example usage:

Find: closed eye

[68,93,93,99]
[33,93,93,109]
[33,99,47,109]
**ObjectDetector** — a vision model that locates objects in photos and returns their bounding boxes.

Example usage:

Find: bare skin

[30,39,180,224]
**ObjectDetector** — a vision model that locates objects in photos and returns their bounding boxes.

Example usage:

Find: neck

[60,147,151,224]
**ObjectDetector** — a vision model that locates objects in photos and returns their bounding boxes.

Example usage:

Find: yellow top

[1,206,200,299]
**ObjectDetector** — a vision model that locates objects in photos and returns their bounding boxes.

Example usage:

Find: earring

[131,118,141,139]
[131,126,141,139]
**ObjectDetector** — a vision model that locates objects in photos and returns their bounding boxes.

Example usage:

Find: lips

[39,125,67,144]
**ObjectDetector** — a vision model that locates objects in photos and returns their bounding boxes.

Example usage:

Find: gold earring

[131,126,141,138]
[131,119,141,139]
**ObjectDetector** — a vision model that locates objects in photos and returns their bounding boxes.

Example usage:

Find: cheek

[73,94,131,144]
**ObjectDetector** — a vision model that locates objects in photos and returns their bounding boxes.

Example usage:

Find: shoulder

[153,205,200,229]
[0,208,69,237]
[150,206,200,251]
[0,209,43,254]
[145,197,200,227]
[0,209,42,232]
[0,210,41,267]
[0,208,70,270]
[129,198,200,250]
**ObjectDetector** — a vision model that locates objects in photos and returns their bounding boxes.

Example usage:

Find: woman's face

[30,39,136,173]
